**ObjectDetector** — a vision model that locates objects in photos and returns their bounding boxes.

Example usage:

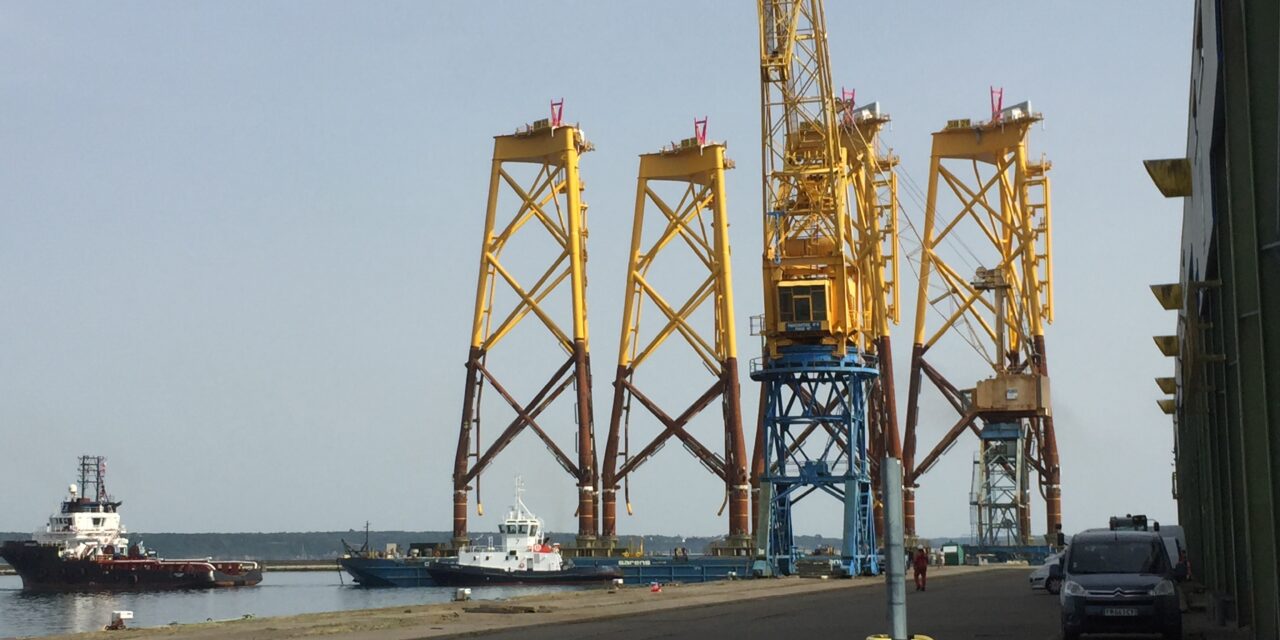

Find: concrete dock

[40,566,1039,640]
[25,565,1252,640]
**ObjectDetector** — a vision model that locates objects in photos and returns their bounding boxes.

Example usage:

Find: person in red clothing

[912,545,929,591]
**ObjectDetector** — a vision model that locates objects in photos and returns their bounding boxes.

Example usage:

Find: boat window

[530,525,538,537]
[518,524,528,534]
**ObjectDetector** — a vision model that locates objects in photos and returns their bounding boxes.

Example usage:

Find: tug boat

[425,481,621,586]
[0,456,262,591]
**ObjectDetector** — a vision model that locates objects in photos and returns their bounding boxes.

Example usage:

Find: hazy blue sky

[1,2,1192,539]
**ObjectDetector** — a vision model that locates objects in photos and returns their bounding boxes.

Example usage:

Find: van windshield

[1068,540,1167,575]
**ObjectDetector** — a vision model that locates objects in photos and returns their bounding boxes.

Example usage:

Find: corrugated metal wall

[1174,1,1279,637]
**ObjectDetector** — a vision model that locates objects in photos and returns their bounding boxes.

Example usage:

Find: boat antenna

[514,476,527,514]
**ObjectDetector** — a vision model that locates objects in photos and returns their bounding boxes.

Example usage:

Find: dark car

[1050,529,1185,639]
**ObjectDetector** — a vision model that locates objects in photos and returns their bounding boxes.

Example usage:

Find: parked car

[1029,550,1065,593]
[1051,529,1185,639]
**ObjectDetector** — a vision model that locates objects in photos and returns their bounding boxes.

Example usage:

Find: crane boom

[750,0,882,576]
[758,0,860,358]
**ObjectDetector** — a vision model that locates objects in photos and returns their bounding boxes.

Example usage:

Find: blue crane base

[750,346,880,577]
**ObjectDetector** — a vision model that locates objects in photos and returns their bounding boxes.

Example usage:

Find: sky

[0,2,1193,539]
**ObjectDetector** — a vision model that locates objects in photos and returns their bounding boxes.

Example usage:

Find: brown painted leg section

[601,364,631,540]
[723,358,750,538]
[453,346,485,546]
[750,387,767,535]
[902,342,926,539]
[869,382,885,540]
[904,488,916,542]
[452,489,468,548]
[1034,335,1062,536]
[1041,416,1062,535]
[874,335,903,540]
[573,340,599,540]
[877,336,903,459]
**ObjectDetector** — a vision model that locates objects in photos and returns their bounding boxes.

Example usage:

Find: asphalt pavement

[461,567,1067,639]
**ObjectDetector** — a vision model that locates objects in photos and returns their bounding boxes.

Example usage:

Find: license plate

[1103,607,1138,617]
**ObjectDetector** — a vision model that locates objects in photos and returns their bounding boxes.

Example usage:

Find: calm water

[0,571,584,638]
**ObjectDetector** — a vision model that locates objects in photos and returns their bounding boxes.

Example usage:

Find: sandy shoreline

[35,565,1007,640]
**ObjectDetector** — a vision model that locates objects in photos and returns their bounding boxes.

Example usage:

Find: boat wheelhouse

[33,457,132,560]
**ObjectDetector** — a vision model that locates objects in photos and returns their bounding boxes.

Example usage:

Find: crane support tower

[602,123,752,555]
[837,96,903,535]
[902,98,1061,545]
[749,0,879,577]
[969,421,1030,546]
[452,105,602,551]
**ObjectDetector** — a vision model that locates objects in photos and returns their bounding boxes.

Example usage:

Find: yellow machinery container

[973,374,1052,416]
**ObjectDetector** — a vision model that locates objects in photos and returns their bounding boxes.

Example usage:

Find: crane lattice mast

[749,0,880,576]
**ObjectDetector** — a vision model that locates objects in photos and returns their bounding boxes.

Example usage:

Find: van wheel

[1045,576,1062,595]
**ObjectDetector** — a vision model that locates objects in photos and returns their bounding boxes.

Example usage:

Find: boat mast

[77,455,108,504]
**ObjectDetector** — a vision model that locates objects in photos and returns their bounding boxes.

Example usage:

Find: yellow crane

[749,0,886,575]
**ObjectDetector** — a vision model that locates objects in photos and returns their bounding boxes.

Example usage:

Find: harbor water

[0,571,586,638]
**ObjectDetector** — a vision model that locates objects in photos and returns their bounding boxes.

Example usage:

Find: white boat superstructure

[457,479,562,572]
[33,482,130,560]
[2,457,265,591]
